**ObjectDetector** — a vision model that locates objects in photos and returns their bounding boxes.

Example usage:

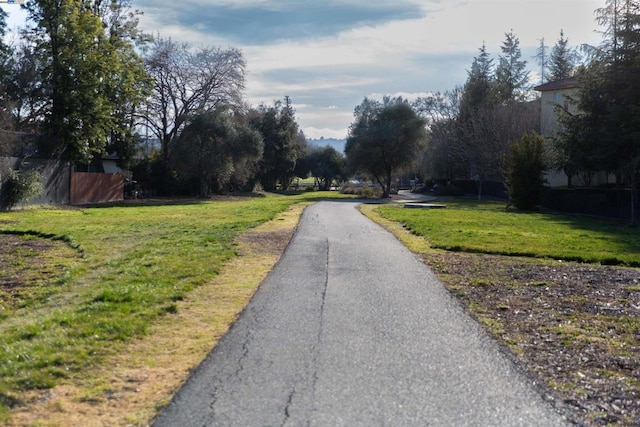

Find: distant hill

[307,137,346,153]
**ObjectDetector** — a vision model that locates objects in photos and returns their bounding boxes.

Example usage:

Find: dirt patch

[426,251,640,426]
[0,234,78,311]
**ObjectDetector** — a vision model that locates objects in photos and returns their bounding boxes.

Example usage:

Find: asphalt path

[154,201,568,426]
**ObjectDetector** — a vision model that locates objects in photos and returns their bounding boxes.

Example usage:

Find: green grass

[0,192,351,416]
[375,199,640,266]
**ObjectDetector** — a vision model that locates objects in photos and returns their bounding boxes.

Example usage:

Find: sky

[3,0,605,140]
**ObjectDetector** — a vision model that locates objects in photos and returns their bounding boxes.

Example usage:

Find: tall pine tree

[460,42,495,117]
[548,30,577,81]
[495,30,530,102]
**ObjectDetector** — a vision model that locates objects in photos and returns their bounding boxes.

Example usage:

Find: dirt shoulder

[426,251,640,426]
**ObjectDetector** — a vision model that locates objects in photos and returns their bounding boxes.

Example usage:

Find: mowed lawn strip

[375,200,640,266]
[0,193,350,423]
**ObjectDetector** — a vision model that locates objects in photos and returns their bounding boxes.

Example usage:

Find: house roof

[534,77,578,92]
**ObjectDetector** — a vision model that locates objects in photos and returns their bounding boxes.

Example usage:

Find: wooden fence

[70,172,123,205]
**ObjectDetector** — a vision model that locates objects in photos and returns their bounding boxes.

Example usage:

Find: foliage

[557,0,640,222]
[1,168,43,210]
[460,43,495,115]
[297,145,344,190]
[375,200,640,266]
[420,37,537,199]
[339,183,383,198]
[548,30,578,81]
[251,97,304,191]
[345,97,427,198]
[171,107,263,196]
[554,63,609,187]
[504,131,548,210]
[23,0,149,163]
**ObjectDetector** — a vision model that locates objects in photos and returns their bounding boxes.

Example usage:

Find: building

[534,77,612,188]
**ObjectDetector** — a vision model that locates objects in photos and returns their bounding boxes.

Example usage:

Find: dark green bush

[505,132,547,211]
[2,168,44,210]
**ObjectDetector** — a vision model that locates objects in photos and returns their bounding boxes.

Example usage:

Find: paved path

[154,201,568,426]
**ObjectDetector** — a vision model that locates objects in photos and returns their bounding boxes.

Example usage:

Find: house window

[553,91,560,104]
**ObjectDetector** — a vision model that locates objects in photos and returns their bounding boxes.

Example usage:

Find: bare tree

[459,101,540,198]
[414,88,464,181]
[143,37,246,164]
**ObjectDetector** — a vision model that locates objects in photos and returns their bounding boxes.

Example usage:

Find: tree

[548,30,578,81]
[3,44,46,138]
[25,0,106,160]
[460,43,495,116]
[558,0,640,223]
[98,0,151,169]
[534,37,548,84]
[554,64,611,188]
[253,96,303,191]
[171,106,263,196]
[494,30,530,103]
[143,37,246,165]
[505,131,547,210]
[22,0,148,163]
[414,88,464,181]
[345,97,427,198]
[0,8,19,154]
[300,146,344,190]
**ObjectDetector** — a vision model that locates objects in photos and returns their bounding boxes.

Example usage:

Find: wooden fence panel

[70,172,123,205]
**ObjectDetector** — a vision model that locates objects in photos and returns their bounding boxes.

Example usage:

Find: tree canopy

[22,0,149,163]
[172,106,263,196]
[345,97,427,198]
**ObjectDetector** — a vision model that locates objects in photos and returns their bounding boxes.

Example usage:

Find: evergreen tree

[505,132,547,210]
[254,97,303,191]
[460,42,495,117]
[0,7,9,57]
[559,0,640,223]
[494,30,530,102]
[548,30,577,81]
[172,106,263,196]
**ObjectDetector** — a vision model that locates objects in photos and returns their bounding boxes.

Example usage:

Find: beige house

[534,77,612,187]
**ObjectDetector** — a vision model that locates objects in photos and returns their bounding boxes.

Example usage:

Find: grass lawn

[375,199,640,266]
[0,192,351,423]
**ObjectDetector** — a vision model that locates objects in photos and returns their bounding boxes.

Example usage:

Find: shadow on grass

[391,197,640,267]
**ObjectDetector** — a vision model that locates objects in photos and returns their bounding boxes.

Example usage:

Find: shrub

[505,131,547,211]
[2,168,44,210]
[339,183,383,198]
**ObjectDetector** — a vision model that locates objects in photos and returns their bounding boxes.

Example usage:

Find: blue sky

[3,0,604,140]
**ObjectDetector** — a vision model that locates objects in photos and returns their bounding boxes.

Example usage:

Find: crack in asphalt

[309,237,330,417]
[281,388,296,425]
